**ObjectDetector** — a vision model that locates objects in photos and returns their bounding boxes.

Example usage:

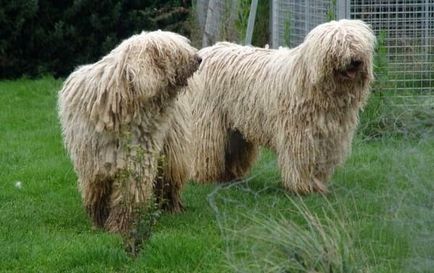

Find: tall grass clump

[209,182,370,273]
[231,202,368,273]
[359,89,434,139]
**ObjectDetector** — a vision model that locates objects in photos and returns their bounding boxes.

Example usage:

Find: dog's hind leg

[154,117,190,212]
[81,175,112,229]
[192,113,229,183]
[154,174,183,213]
[223,129,259,181]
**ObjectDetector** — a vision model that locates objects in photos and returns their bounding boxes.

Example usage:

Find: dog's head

[303,19,376,87]
[75,31,200,132]
[121,31,200,92]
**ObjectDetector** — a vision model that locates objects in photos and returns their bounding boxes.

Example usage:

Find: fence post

[337,0,349,19]
[245,0,259,45]
[424,0,430,65]
[196,0,210,32]
[202,0,221,47]
[305,0,310,33]
[270,0,279,48]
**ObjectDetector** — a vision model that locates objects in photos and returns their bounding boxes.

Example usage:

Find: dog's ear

[85,43,167,133]
[124,43,169,99]
[124,36,195,90]
[303,45,326,85]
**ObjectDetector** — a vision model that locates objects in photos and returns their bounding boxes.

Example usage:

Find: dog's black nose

[197,56,202,64]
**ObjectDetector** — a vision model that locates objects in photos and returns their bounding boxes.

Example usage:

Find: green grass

[1,77,433,272]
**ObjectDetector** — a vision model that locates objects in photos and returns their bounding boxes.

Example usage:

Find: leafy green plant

[326,0,337,21]
[373,31,390,93]
[283,14,293,47]
[251,0,270,47]
[116,131,162,256]
[235,0,251,42]
[358,30,391,138]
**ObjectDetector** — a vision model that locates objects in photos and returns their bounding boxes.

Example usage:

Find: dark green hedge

[0,0,191,78]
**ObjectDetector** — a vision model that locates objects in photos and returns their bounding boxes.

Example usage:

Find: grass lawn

[1,77,433,272]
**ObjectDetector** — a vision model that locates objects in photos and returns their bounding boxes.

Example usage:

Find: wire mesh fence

[271,0,434,94]
[271,0,334,47]
[349,0,433,94]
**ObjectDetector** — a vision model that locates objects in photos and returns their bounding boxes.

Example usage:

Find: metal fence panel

[350,0,434,93]
[271,0,332,48]
[270,0,433,93]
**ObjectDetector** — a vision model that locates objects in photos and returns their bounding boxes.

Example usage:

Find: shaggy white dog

[187,20,376,193]
[58,31,201,233]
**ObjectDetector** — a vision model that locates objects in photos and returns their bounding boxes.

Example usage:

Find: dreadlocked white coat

[187,19,375,193]
[58,31,200,233]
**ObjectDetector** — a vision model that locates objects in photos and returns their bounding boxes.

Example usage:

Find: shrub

[0,0,191,78]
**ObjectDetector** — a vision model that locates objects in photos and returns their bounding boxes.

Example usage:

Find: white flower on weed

[15,181,23,189]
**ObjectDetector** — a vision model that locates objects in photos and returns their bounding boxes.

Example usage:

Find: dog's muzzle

[338,59,363,80]
[190,54,202,75]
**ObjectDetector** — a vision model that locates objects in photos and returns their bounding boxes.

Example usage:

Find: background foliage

[0,0,191,78]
